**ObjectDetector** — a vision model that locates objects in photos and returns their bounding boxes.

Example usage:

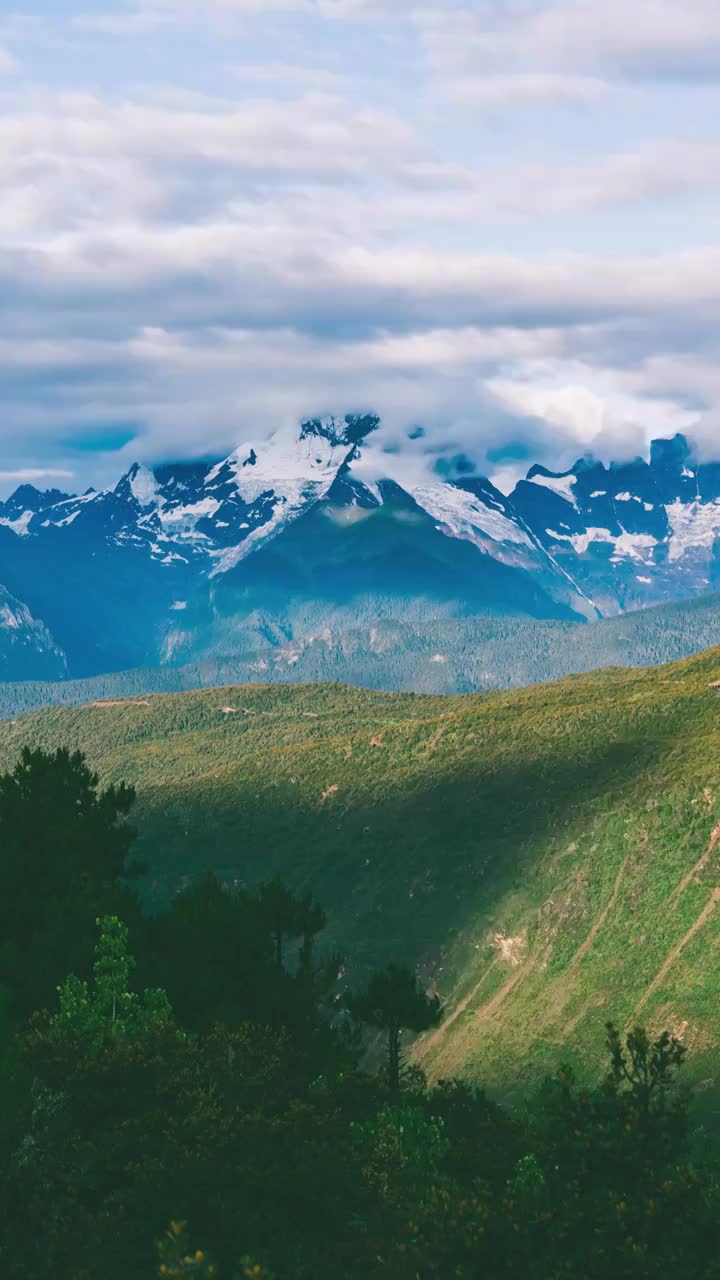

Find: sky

[2,0,720,496]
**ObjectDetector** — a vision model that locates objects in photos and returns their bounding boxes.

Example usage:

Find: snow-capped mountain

[1,419,720,682]
[509,433,720,615]
[1,415,375,568]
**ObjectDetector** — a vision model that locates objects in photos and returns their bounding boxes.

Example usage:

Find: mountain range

[3,415,720,683]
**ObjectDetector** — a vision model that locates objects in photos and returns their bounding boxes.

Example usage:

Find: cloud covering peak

[1,0,720,492]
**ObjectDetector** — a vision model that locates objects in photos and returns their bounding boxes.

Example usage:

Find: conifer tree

[348,963,442,1092]
[0,746,140,1015]
[51,915,171,1045]
[258,879,325,971]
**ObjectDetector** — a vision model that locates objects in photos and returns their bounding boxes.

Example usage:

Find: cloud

[0,241,717,491]
[441,72,612,109]
[0,47,18,74]
[0,89,429,280]
[487,360,698,459]
[1,78,720,485]
[7,223,720,345]
[74,0,313,34]
[3,0,720,493]
[75,0,424,32]
[72,0,720,84]
[4,84,720,272]
[231,62,354,93]
[416,0,720,85]
[0,468,74,483]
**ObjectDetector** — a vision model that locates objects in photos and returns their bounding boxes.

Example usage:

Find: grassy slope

[4,652,720,1102]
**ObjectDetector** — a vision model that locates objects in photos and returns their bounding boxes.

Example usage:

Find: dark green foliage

[348,963,442,1091]
[425,1076,522,1186]
[140,876,333,1055]
[391,1026,716,1280]
[606,1021,687,1114]
[143,874,275,1031]
[9,657,720,1097]
[9,1014,375,1280]
[258,877,326,970]
[156,1221,218,1278]
[2,737,720,1279]
[51,915,172,1047]
[0,746,140,1017]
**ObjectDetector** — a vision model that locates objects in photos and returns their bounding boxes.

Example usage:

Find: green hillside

[4,650,720,1102]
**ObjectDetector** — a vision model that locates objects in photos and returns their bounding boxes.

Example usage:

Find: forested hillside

[1,589,720,718]
[5,649,720,1105]
[0,745,716,1279]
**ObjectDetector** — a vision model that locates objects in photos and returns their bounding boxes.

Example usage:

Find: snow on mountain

[128,463,161,508]
[0,584,67,679]
[0,510,34,537]
[526,469,578,505]
[666,499,720,561]
[347,444,548,573]
[1,425,717,611]
[509,434,720,613]
[5,421,720,684]
[206,416,368,576]
[407,480,532,553]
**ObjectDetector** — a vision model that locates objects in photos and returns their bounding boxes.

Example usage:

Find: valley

[2,586,719,719]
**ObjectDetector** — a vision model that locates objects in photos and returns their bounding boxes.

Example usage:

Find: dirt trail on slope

[476,950,539,1020]
[91,699,151,708]
[625,818,720,1024]
[566,856,629,972]
[419,959,498,1054]
[629,887,720,1025]
[668,822,720,907]
[422,944,542,1057]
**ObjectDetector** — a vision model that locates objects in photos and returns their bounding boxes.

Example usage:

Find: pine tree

[0,746,140,1016]
[348,963,442,1092]
[51,915,171,1046]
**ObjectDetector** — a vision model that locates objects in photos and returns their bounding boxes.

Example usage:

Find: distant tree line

[3,592,720,717]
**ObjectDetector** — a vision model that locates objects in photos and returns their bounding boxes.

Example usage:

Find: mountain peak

[525,462,574,482]
[650,432,694,472]
[299,414,380,449]
[4,483,72,516]
[114,462,160,508]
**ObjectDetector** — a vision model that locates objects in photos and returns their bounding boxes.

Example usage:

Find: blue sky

[2,0,720,494]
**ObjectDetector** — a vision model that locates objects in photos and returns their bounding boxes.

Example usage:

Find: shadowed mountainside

[3,650,720,1102]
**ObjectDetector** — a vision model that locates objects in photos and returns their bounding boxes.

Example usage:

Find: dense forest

[3,591,720,719]
[0,743,719,1278]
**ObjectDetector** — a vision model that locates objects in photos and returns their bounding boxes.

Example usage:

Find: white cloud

[75,0,424,31]
[231,62,353,93]
[0,468,74,482]
[0,89,420,247]
[0,46,18,74]
[442,72,612,108]
[75,0,313,34]
[416,0,720,84]
[511,0,720,77]
[487,359,699,457]
[71,0,720,83]
[3,0,720,490]
[5,84,720,273]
